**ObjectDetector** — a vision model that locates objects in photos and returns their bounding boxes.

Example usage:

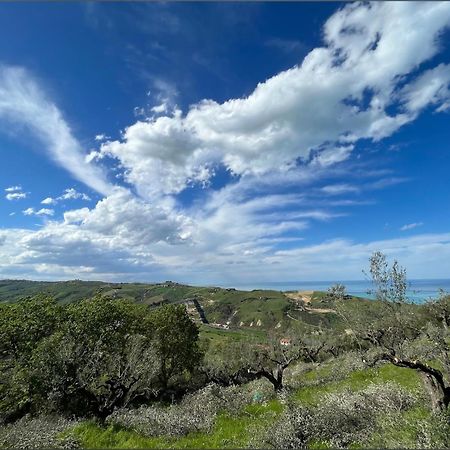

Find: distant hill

[0,279,363,333]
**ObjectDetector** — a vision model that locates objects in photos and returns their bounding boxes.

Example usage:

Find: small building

[280,338,291,346]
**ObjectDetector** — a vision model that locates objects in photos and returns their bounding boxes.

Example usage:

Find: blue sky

[1,2,450,284]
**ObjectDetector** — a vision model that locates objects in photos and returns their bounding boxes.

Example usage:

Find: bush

[0,415,79,449]
[256,382,416,448]
[249,403,311,448]
[1,297,202,421]
[107,383,250,437]
[312,382,416,447]
[370,408,450,449]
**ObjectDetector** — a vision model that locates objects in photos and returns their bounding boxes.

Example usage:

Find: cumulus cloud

[23,207,54,217]
[40,188,91,206]
[59,188,91,202]
[41,197,56,205]
[6,192,27,201]
[99,2,450,199]
[5,185,27,201]
[1,2,450,282]
[0,66,113,196]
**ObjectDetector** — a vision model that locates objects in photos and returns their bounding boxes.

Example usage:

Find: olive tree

[0,296,63,423]
[149,304,203,392]
[1,296,203,421]
[202,331,328,391]
[327,283,347,302]
[346,252,450,412]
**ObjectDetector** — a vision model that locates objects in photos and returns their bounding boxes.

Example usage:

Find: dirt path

[285,290,314,303]
[304,306,336,314]
[285,290,335,314]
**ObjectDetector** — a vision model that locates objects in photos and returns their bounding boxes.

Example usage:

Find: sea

[223,279,450,304]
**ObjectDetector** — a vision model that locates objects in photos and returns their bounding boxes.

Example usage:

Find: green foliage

[2,269,450,447]
[0,296,63,421]
[0,295,63,359]
[150,304,202,389]
[367,251,407,303]
[0,296,201,422]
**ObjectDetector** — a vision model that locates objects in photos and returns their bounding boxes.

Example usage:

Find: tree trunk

[383,354,449,413]
[419,372,447,413]
[273,366,284,391]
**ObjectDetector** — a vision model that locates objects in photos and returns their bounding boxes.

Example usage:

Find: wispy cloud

[265,37,307,54]
[0,66,113,196]
[400,222,423,231]
[1,2,450,282]
[321,184,360,195]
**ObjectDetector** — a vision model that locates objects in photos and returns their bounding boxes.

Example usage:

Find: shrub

[249,403,311,449]
[312,382,416,447]
[0,415,79,449]
[107,383,249,437]
[256,382,416,448]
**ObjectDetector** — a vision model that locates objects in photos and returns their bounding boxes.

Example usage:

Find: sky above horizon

[1,1,450,285]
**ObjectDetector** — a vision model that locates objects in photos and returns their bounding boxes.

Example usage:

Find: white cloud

[1,197,450,281]
[151,102,169,114]
[0,66,113,196]
[40,188,91,206]
[41,197,56,205]
[400,64,450,113]
[6,192,27,201]
[85,151,103,164]
[400,222,424,231]
[59,188,91,202]
[1,3,450,283]
[36,208,54,217]
[5,185,27,200]
[321,184,360,195]
[99,2,450,199]
[23,207,54,217]
[94,133,110,142]
[5,185,22,192]
[312,146,354,168]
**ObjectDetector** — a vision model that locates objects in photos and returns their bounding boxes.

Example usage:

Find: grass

[65,364,425,449]
[52,360,439,450]
[65,400,283,449]
[201,289,291,329]
[367,405,431,448]
[292,362,434,449]
[295,363,421,405]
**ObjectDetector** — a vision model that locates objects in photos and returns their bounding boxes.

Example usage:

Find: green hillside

[1,272,449,449]
[0,279,348,334]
